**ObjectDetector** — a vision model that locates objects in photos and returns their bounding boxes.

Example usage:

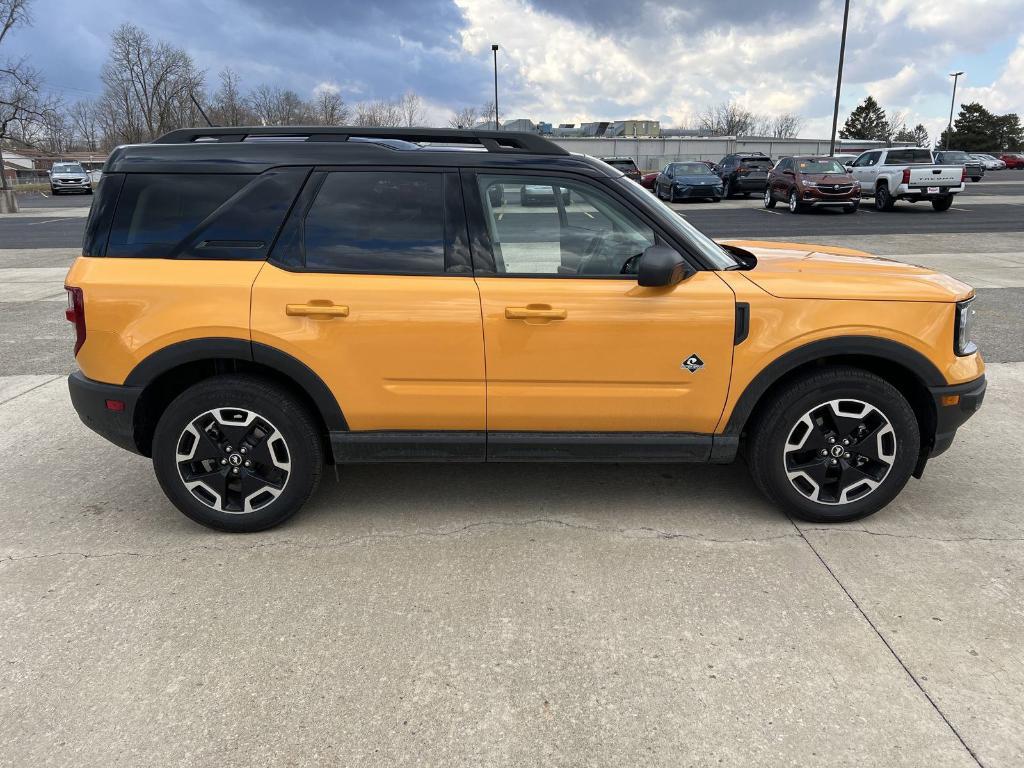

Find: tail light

[65,286,86,356]
[961,166,968,182]
[901,168,911,185]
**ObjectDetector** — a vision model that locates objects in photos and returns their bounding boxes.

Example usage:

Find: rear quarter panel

[65,257,262,385]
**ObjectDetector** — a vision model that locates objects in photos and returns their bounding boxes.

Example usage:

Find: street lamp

[492,44,500,130]
[946,71,964,150]
[828,0,851,156]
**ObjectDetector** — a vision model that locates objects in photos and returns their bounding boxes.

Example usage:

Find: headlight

[955,298,977,356]
[803,180,818,187]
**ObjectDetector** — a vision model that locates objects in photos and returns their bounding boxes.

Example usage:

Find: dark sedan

[934,150,985,182]
[654,162,724,202]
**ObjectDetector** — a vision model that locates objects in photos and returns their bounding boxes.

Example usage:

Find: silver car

[49,162,92,195]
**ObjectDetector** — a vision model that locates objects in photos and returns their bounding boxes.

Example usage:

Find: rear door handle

[505,306,567,320]
[286,303,349,318]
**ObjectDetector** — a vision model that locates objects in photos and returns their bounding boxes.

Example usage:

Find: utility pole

[492,44,500,130]
[828,0,851,156]
[946,71,963,150]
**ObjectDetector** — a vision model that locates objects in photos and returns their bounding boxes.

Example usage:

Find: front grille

[818,184,854,194]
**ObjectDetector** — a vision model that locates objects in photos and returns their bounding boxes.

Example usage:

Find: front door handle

[286,303,350,318]
[505,306,567,321]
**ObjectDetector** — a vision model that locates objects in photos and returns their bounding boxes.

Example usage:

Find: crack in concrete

[800,527,1024,543]
[0,517,796,564]
[0,375,62,407]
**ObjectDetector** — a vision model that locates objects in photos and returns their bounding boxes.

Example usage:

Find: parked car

[698,160,723,176]
[600,156,642,183]
[66,126,985,531]
[846,147,965,211]
[639,171,659,190]
[764,156,859,214]
[718,152,773,197]
[999,152,1024,169]
[971,153,1005,170]
[654,161,724,202]
[49,162,92,195]
[934,150,985,181]
[520,183,571,206]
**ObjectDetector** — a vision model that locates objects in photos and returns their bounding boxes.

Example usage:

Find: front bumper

[925,374,987,462]
[68,370,144,455]
[672,184,722,199]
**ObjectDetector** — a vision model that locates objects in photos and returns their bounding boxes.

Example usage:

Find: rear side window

[302,171,445,275]
[82,173,124,256]
[885,149,933,165]
[107,174,251,257]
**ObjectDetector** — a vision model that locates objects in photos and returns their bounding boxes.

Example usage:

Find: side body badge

[682,354,705,373]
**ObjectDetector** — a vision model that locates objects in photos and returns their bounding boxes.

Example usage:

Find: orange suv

[65,127,985,531]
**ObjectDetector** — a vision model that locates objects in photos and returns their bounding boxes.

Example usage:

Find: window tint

[107,174,251,257]
[885,148,933,165]
[303,171,445,274]
[476,175,655,277]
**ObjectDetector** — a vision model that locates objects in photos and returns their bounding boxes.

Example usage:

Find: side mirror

[844,165,854,172]
[638,245,693,288]
[782,169,794,176]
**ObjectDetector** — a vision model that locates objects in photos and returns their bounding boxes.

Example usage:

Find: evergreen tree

[893,123,930,147]
[941,103,1024,151]
[839,96,891,141]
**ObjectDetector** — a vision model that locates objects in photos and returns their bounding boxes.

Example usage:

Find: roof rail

[152,126,569,155]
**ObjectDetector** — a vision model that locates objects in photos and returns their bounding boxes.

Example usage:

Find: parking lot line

[755,208,781,215]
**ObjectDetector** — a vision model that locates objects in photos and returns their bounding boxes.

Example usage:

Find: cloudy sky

[6,0,1024,140]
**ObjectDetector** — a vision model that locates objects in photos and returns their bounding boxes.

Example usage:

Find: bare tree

[353,99,402,127]
[69,99,100,150]
[309,86,349,126]
[248,84,309,126]
[697,101,759,136]
[2,0,57,203]
[211,67,249,126]
[756,112,804,139]
[98,23,204,144]
[398,90,424,127]
[480,100,497,129]
[448,105,479,129]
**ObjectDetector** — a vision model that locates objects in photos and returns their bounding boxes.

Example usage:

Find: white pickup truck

[845,147,965,212]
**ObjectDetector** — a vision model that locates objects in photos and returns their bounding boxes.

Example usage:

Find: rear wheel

[875,183,896,211]
[931,195,954,212]
[152,375,323,532]
[748,367,919,523]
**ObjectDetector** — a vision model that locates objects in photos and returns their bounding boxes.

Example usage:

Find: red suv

[764,156,860,214]
[1000,153,1024,169]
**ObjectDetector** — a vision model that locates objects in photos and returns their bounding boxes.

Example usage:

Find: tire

[931,195,954,212]
[152,374,323,532]
[788,191,803,214]
[971,176,982,182]
[722,178,732,199]
[763,187,776,208]
[843,201,859,214]
[747,366,920,523]
[874,183,896,211]
[711,197,721,203]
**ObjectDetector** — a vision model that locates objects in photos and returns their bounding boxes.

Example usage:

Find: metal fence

[549,136,910,172]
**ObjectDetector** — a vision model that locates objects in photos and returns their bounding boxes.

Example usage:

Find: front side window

[476,175,655,277]
[303,171,445,274]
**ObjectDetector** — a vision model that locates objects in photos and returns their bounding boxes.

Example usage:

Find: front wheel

[843,202,859,213]
[931,195,954,212]
[152,375,323,532]
[788,191,803,214]
[747,367,920,523]
[763,187,776,208]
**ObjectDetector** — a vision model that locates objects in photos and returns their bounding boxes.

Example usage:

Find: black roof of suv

[106,126,619,179]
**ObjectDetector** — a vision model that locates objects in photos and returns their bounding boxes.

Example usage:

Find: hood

[800,172,854,184]
[674,174,720,184]
[719,240,973,303]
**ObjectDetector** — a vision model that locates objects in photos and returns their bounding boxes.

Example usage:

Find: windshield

[672,163,712,175]
[605,159,637,171]
[796,158,847,174]
[52,163,85,174]
[620,177,737,270]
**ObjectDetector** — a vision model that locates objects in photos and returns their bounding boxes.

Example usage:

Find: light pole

[491,44,500,130]
[946,71,963,150]
[828,0,851,156]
